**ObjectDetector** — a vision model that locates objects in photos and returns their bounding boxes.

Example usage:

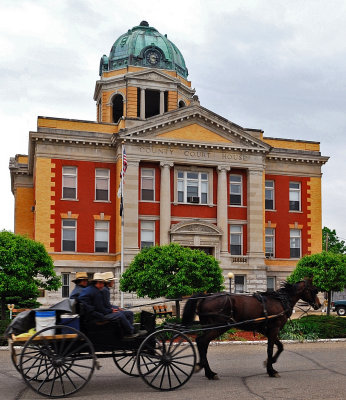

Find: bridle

[301,280,320,310]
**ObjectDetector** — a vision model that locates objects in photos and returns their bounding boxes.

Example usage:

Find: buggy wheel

[19,325,96,398]
[137,329,196,391]
[112,349,139,376]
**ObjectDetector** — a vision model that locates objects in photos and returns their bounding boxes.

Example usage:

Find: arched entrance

[170,220,222,259]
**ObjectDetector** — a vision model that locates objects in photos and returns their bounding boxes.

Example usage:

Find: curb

[1,338,345,351]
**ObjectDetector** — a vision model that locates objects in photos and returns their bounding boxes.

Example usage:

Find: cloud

[1,0,345,241]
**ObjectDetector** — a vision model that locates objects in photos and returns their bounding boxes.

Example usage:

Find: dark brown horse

[182,279,321,379]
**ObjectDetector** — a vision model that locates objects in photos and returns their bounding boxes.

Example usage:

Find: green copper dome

[99,21,188,78]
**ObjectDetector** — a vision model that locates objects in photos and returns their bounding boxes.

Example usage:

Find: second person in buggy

[78,272,138,339]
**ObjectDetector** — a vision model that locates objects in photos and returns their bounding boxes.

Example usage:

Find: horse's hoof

[206,374,219,380]
[269,372,280,378]
[194,365,202,373]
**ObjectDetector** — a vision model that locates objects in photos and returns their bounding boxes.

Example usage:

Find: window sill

[94,200,111,203]
[265,209,277,212]
[51,251,116,256]
[61,198,79,201]
[140,200,160,203]
[229,205,247,208]
[173,202,213,207]
[289,210,303,213]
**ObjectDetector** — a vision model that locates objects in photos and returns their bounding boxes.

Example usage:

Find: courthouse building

[9,21,328,304]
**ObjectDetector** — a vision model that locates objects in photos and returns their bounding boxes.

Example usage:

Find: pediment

[170,220,222,235]
[126,69,177,84]
[119,105,271,152]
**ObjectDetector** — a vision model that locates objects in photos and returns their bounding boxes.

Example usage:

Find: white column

[160,162,173,245]
[140,88,145,119]
[160,91,165,115]
[247,168,265,264]
[217,165,230,253]
[123,160,139,252]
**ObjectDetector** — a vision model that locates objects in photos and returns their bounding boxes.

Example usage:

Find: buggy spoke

[59,364,77,390]
[168,364,182,385]
[149,363,165,385]
[49,369,57,396]
[169,362,190,377]
[57,366,66,396]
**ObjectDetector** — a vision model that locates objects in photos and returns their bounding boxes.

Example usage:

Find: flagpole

[120,143,124,308]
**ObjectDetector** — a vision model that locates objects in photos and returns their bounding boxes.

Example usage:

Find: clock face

[146,50,160,65]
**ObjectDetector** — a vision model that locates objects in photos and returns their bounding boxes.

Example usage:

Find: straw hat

[72,272,89,283]
[91,272,106,282]
[102,271,118,282]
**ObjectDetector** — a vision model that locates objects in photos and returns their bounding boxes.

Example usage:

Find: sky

[1,0,345,242]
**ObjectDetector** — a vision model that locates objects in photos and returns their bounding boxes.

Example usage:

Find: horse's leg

[271,337,284,364]
[265,329,280,377]
[195,329,225,380]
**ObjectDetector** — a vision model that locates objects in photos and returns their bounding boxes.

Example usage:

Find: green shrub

[280,315,346,340]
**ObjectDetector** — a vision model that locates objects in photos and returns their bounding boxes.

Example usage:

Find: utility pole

[325,232,331,314]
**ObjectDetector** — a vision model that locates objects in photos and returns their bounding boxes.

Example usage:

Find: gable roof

[114,104,271,153]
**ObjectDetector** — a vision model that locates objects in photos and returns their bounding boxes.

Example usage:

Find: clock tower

[94,21,196,125]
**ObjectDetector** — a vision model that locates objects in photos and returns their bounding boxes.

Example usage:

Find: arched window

[179,100,186,108]
[97,100,102,122]
[112,94,123,123]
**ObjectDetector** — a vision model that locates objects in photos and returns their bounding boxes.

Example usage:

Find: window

[141,168,155,201]
[230,175,242,205]
[265,180,274,210]
[141,221,155,249]
[62,166,77,199]
[95,169,110,201]
[112,94,123,123]
[230,225,242,255]
[267,277,275,291]
[290,229,301,258]
[95,221,109,253]
[289,182,301,211]
[177,171,208,204]
[62,220,76,252]
[235,275,245,293]
[265,228,275,258]
[61,273,70,298]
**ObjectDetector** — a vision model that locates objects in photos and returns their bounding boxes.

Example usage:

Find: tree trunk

[175,299,181,320]
[1,298,6,320]
[326,290,332,316]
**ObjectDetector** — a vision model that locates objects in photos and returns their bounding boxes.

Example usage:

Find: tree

[120,243,224,317]
[322,227,346,254]
[0,231,61,320]
[288,251,346,315]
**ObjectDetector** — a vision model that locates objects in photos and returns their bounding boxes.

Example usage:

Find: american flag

[120,146,127,179]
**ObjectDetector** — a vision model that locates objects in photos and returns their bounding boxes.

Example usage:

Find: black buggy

[6,301,196,398]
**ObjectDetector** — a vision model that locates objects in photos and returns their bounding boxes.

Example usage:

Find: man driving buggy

[78,272,138,338]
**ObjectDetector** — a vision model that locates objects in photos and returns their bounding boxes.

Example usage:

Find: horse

[182,279,321,379]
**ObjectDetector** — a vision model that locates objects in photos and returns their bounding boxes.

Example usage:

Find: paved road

[1,341,345,400]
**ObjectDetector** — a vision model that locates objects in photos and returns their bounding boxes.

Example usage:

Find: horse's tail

[182,293,208,326]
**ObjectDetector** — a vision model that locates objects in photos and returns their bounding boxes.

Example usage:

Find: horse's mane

[256,281,296,301]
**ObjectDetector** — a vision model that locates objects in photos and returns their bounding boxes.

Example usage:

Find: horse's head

[298,279,321,310]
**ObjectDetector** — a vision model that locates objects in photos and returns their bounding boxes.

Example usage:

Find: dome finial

[139,20,149,27]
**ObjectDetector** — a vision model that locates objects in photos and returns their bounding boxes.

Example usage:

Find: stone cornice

[266,152,329,165]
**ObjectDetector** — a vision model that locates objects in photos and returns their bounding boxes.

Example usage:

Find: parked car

[331,300,346,316]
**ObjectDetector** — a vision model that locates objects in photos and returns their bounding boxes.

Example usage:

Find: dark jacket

[70,284,84,300]
[102,286,119,310]
[79,284,112,321]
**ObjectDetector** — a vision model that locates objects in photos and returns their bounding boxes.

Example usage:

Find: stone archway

[170,220,222,259]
